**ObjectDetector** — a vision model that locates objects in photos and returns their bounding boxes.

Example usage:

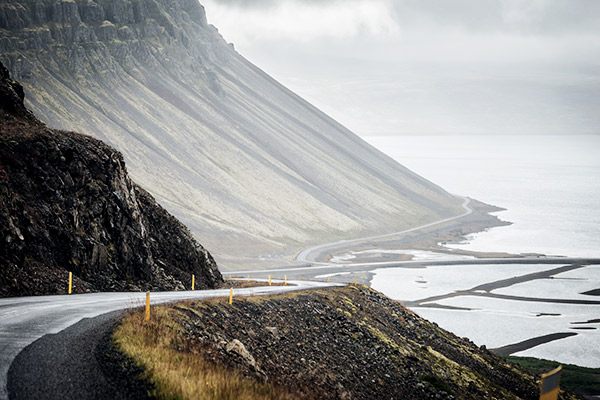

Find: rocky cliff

[0,62,221,296]
[0,0,465,266]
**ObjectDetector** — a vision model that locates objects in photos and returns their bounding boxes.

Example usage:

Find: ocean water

[363,135,600,257]
[371,262,600,367]
[370,263,560,303]
[365,135,600,367]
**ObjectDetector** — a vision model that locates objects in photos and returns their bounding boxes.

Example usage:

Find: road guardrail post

[145,291,150,321]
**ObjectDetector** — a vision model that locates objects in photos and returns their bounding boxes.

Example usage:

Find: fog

[202,0,600,135]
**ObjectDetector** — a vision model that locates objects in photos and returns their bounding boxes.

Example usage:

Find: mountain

[0,0,464,267]
[0,61,221,296]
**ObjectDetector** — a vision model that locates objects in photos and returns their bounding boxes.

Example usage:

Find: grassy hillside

[113,286,579,399]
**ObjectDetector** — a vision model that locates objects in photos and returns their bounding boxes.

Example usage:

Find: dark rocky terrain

[0,0,466,266]
[0,61,222,297]
[124,286,580,399]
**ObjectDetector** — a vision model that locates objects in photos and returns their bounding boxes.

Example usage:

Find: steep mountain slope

[0,61,221,296]
[0,0,464,265]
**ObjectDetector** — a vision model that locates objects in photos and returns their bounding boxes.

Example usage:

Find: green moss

[362,324,410,356]
[420,374,454,395]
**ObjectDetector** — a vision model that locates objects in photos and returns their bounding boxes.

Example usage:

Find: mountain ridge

[1,0,464,266]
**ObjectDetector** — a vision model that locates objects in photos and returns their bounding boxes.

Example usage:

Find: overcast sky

[201,0,600,136]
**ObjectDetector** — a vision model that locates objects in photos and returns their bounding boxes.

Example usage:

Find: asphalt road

[0,280,340,400]
[295,196,473,264]
[8,310,128,400]
[3,262,600,399]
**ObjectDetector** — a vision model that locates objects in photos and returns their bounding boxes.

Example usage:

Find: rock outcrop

[0,62,222,296]
[0,0,465,266]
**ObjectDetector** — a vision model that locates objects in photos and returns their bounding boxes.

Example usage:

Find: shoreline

[295,197,517,265]
[222,199,600,370]
[221,196,517,272]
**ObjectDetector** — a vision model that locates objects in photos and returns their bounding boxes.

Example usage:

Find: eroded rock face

[0,62,222,296]
[0,0,216,81]
[0,62,37,122]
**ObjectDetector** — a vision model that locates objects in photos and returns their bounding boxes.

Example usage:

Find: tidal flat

[372,263,600,368]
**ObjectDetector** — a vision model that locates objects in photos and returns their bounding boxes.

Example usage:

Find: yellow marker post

[229,288,233,305]
[355,278,357,286]
[192,274,195,291]
[539,365,562,400]
[68,272,72,294]
[145,291,150,321]
[327,276,330,282]
[247,275,250,281]
[269,275,272,286]
[300,276,302,281]
[284,275,287,285]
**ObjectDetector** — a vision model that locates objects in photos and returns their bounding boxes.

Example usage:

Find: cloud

[205,0,600,39]
[200,0,600,136]
[202,0,400,44]
[203,0,600,67]
[389,0,600,35]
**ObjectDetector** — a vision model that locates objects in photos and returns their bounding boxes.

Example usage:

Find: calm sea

[364,135,600,367]
[364,135,600,257]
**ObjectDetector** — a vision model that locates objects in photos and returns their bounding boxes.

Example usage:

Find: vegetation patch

[420,374,454,395]
[506,355,600,397]
[114,307,292,399]
[112,286,578,399]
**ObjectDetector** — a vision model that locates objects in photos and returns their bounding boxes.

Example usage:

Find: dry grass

[219,279,286,289]
[114,305,291,400]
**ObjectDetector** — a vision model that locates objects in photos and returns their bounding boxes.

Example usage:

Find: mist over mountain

[201,0,600,137]
[0,0,464,266]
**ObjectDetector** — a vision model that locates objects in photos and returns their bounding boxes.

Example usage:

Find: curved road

[0,280,340,400]
[295,196,472,264]
[3,194,598,398]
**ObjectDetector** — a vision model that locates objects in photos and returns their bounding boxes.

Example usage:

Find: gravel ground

[147,286,553,400]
